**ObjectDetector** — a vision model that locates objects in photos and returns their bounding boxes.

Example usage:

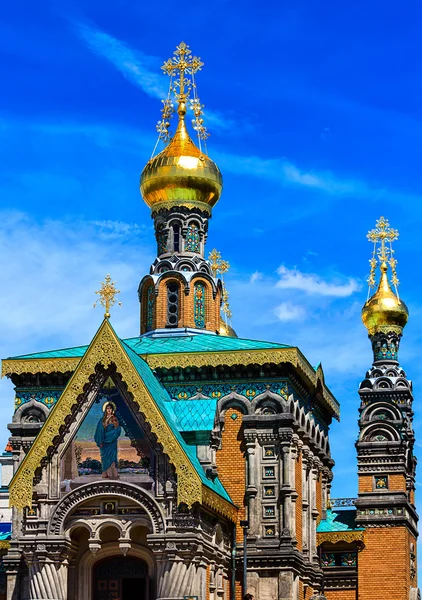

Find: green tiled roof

[7,333,291,361]
[171,399,217,431]
[120,340,233,504]
[317,509,364,533]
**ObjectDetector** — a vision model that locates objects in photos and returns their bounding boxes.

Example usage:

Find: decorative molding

[49,481,166,535]
[145,347,339,418]
[0,541,10,550]
[2,357,80,377]
[9,320,203,509]
[317,531,365,546]
[202,486,237,522]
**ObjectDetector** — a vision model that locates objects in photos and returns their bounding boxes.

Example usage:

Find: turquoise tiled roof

[119,340,233,505]
[171,399,217,431]
[317,509,364,532]
[7,333,291,360]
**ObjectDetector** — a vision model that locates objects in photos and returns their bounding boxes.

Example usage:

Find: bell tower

[138,42,235,337]
[355,217,419,599]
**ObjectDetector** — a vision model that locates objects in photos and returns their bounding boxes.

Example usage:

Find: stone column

[289,436,299,545]
[157,558,203,600]
[309,458,320,563]
[301,447,310,557]
[245,435,258,537]
[280,431,294,542]
[27,558,67,600]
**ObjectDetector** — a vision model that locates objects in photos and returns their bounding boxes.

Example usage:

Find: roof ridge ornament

[93,274,122,319]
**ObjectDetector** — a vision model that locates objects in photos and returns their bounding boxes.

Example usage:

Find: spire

[361,217,408,363]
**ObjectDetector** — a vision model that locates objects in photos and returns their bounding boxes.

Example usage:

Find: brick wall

[359,473,406,493]
[325,590,356,600]
[216,408,246,545]
[358,527,415,599]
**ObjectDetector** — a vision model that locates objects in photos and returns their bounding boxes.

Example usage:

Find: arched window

[173,224,180,252]
[146,286,155,332]
[167,282,179,327]
[194,282,206,328]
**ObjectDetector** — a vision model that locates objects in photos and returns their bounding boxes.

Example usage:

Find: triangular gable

[9,319,208,510]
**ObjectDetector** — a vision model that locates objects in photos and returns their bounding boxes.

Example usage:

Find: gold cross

[162,42,204,101]
[366,217,400,290]
[208,249,230,278]
[93,275,122,319]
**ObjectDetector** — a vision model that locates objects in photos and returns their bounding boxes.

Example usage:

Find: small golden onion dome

[219,320,238,338]
[362,263,409,335]
[140,103,222,215]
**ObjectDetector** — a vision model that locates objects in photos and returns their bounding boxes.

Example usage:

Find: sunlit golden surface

[362,265,409,335]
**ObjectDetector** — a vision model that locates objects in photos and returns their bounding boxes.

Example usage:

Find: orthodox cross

[154,42,208,146]
[94,275,122,319]
[366,216,400,292]
[208,249,230,278]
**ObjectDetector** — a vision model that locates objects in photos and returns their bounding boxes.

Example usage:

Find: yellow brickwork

[325,590,356,600]
[358,475,372,493]
[358,527,417,599]
[389,473,406,491]
[216,408,246,545]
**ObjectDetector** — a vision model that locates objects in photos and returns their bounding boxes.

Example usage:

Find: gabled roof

[9,319,236,520]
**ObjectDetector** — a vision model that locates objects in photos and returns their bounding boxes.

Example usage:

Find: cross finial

[208,249,230,278]
[93,275,122,319]
[154,42,209,148]
[366,216,400,294]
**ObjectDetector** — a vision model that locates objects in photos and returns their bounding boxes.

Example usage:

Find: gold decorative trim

[9,320,203,509]
[2,357,80,377]
[317,530,365,545]
[202,485,238,522]
[3,345,339,418]
[144,347,340,418]
[0,541,10,550]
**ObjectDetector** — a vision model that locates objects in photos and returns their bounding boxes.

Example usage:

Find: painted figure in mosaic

[94,401,121,479]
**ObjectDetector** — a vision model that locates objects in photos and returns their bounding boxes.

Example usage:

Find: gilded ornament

[317,530,365,546]
[93,274,122,319]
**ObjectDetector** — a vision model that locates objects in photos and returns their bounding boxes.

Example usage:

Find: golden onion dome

[218,320,238,338]
[140,103,222,215]
[362,263,409,336]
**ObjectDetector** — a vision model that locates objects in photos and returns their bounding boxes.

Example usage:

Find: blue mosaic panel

[321,553,336,567]
[185,224,200,253]
[374,339,398,361]
[146,286,155,332]
[375,476,388,489]
[341,553,357,567]
[194,282,206,329]
[15,390,63,411]
[156,224,168,255]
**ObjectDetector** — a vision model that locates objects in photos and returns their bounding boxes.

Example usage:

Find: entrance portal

[93,556,148,600]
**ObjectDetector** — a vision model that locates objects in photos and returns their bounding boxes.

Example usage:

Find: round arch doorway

[93,556,148,600]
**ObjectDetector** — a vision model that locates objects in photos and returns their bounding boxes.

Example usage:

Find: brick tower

[355,217,419,599]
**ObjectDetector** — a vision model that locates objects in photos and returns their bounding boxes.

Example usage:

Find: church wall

[357,527,416,600]
[316,473,322,525]
[215,407,246,545]
[325,590,356,600]
[358,473,407,493]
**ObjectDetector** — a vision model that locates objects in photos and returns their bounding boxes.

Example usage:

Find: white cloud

[276,265,361,297]
[250,271,262,284]
[274,302,304,322]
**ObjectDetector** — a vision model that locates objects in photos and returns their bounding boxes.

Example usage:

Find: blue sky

[1,0,422,531]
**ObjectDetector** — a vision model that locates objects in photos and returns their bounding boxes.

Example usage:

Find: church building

[0,42,419,600]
